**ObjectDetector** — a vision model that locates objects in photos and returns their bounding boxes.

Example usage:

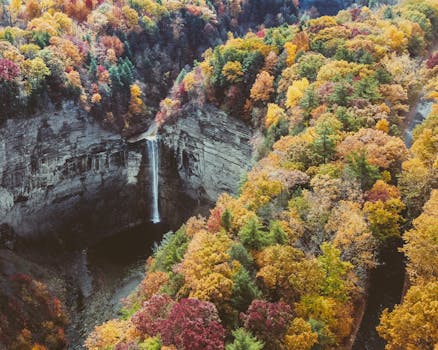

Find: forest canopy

[81,0,438,349]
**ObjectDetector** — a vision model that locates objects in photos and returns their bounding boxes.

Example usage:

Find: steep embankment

[0,0,301,242]
[0,101,143,242]
[84,2,438,350]
[161,104,254,202]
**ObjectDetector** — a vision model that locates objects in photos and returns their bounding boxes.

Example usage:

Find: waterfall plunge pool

[67,221,170,349]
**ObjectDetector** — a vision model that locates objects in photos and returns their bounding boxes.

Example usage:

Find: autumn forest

[0,0,437,349]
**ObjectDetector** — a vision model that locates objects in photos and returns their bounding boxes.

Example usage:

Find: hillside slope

[84,1,438,350]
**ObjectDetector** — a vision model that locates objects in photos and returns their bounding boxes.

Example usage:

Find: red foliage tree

[0,59,20,82]
[160,298,225,350]
[100,35,125,57]
[207,207,223,233]
[133,296,225,350]
[426,52,438,69]
[241,300,293,349]
[64,0,92,22]
[132,294,174,336]
[365,180,400,203]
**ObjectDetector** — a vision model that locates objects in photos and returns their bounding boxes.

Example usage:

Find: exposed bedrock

[161,104,255,203]
[0,102,254,243]
[0,102,149,244]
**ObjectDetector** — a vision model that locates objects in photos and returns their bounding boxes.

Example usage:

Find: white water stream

[146,135,160,223]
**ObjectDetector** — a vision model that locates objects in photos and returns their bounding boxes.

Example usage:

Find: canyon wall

[0,102,146,244]
[161,104,254,203]
[0,102,254,243]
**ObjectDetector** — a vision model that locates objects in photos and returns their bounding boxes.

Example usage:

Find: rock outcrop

[0,102,147,243]
[0,102,254,242]
[161,104,254,202]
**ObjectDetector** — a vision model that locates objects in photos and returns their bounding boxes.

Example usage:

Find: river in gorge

[352,99,433,349]
[66,222,169,349]
[17,219,174,349]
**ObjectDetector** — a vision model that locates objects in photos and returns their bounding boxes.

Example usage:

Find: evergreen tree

[226,328,264,350]
[231,267,261,312]
[345,151,380,191]
[238,218,270,250]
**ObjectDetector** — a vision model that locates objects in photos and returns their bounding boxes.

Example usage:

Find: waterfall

[146,136,160,223]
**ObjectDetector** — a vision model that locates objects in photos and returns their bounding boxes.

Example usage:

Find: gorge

[0,97,255,348]
[1,0,438,349]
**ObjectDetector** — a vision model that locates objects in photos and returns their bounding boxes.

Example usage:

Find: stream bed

[352,239,405,349]
[66,222,169,349]
[353,98,433,349]
[16,222,171,349]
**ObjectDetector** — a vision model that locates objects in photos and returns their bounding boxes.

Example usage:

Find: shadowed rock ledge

[0,101,146,244]
[161,104,255,203]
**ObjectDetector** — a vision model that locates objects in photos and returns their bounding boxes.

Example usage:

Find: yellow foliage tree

[265,103,286,128]
[284,318,318,350]
[364,198,405,241]
[375,119,389,133]
[284,42,297,66]
[250,70,274,102]
[402,190,438,283]
[326,201,377,270]
[177,231,236,309]
[378,282,438,350]
[256,245,322,301]
[296,295,354,347]
[286,78,309,109]
[22,57,51,91]
[182,71,196,92]
[91,93,102,104]
[222,61,244,83]
[239,172,283,211]
[85,319,136,350]
[129,83,144,115]
[215,194,258,233]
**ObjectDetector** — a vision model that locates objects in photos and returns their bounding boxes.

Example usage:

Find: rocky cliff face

[0,102,147,244]
[161,104,254,203]
[0,102,254,243]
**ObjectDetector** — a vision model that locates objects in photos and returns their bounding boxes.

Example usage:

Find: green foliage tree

[318,243,353,301]
[231,267,261,312]
[226,328,264,350]
[229,243,255,272]
[238,217,270,250]
[109,57,134,90]
[151,227,189,273]
[353,75,381,103]
[345,150,380,191]
[222,208,233,232]
[311,115,342,164]
[328,82,352,106]
[140,336,162,350]
[296,53,325,81]
[268,220,288,245]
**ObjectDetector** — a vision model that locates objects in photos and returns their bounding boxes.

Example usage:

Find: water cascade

[146,136,160,223]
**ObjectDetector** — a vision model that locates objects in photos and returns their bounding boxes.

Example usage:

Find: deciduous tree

[250,70,274,102]
[378,282,438,350]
